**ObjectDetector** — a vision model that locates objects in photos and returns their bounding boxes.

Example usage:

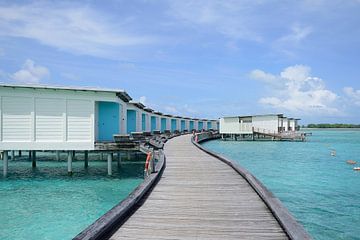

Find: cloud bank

[11,59,49,84]
[250,65,339,115]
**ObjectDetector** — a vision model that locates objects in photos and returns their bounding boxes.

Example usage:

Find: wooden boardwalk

[110,134,288,240]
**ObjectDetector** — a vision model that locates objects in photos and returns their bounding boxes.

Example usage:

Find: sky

[0,0,360,124]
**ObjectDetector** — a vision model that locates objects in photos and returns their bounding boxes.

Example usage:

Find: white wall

[252,115,279,134]
[283,118,288,131]
[0,87,122,150]
[289,119,295,131]
[220,117,241,134]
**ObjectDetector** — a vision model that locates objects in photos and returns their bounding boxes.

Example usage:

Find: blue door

[189,121,194,131]
[207,122,212,130]
[198,121,203,130]
[151,116,157,131]
[181,120,185,131]
[217,122,219,130]
[161,118,167,132]
[98,102,119,141]
[171,119,177,132]
[142,113,146,131]
[127,110,137,133]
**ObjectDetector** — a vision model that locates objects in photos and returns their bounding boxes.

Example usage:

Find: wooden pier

[110,134,292,239]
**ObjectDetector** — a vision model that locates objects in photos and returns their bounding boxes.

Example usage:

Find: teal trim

[151,116,157,131]
[171,119,177,132]
[127,109,137,133]
[142,113,146,131]
[181,120,186,131]
[189,121,194,130]
[207,121,212,130]
[198,121,204,130]
[98,102,120,141]
[161,118,167,132]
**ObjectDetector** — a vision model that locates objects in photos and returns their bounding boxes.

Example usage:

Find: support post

[56,151,60,161]
[151,151,156,173]
[117,152,121,168]
[68,151,73,175]
[11,150,15,160]
[32,151,36,167]
[107,153,113,176]
[19,150,22,157]
[3,151,8,177]
[127,152,131,160]
[84,151,88,168]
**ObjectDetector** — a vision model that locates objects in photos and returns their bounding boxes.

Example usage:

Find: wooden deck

[110,134,288,240]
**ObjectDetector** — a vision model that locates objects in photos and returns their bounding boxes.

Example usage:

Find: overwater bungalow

[0,83,217,150]
[220,114,304,141]
[0,83,218,177]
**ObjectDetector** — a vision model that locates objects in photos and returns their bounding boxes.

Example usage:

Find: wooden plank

[110,134,289,240]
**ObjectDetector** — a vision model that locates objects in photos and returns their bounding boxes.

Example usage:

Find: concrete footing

[107,153,113,176]
[68,151,73,175]
[3,151,8,177]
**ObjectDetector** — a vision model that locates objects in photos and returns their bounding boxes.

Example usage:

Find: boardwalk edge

[73,151,166,240]
[193,132,312,240]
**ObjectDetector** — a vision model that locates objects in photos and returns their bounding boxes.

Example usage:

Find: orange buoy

[347,160,357,165]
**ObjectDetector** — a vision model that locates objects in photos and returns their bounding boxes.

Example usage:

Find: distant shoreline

[301,127,360,130]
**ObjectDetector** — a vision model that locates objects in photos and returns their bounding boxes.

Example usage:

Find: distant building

[219,114,302,141]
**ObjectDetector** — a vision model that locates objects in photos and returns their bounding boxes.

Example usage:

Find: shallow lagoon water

[0,154,144,240]
[202,129,360,240]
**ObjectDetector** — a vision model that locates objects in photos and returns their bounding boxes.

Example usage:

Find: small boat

[347,160,357,165]
[331,150,336,156]
[354,167,360,171]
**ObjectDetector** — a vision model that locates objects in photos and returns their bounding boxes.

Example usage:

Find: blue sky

[0,0,360,124]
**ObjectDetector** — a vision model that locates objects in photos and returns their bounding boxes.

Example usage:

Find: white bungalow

[0,84,131,151]
[220,114,299,135]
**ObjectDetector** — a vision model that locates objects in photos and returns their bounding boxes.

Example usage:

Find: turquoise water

[0,153,144,240]
[202,129,360,240]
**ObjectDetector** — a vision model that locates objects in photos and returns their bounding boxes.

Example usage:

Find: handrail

[192,132,312,240]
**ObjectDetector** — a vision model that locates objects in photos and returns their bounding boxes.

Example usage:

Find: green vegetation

[306,124,360,128]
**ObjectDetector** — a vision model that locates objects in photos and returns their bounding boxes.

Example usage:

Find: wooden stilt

[32,151,36,167]
[11,150,15,160]
[84,151,88,168]
[117,152,121,168]
[56,151,60,161]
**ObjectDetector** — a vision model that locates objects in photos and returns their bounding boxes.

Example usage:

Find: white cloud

[343,87,360,106]
[250,65,340,115]
[278,24,312,44]
[139,96,147,105]
[273,24,312,57]
[0,3,154,58]
[164,106,178,114]
[11,59,49,84]
[167,0,263,41]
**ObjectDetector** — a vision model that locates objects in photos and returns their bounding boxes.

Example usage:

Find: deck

[110,134,289,240]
